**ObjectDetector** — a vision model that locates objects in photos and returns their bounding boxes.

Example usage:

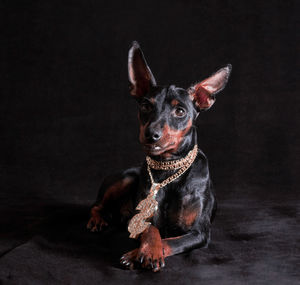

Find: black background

[1,1,299,284]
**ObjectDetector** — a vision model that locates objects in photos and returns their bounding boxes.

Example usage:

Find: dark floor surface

[1,184,299,285]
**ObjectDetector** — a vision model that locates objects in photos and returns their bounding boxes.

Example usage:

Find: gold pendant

[128,183,159,239]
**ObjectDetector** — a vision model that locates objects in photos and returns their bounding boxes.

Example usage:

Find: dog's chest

[150,187,201,235]
[136,166,202,234]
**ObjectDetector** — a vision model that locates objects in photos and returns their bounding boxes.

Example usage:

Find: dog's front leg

[87,171,139,232]
[162,228,210,258]
[121,225,164,272]
[121,225,210,271]
[137,225,165,271]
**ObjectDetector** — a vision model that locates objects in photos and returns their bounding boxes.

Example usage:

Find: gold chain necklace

[128,145,198,239]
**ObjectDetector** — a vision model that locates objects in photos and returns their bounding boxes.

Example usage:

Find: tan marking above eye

[171,99,179,106]
[150,97,156,104]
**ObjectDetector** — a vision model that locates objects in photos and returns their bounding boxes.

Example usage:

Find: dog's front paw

[136,241,165,272]
[120,248,139,270]
[120,243,166,272]
[86,206,108,232]
[120,247,165,272]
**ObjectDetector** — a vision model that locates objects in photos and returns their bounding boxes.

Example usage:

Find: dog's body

[87,42,231,272]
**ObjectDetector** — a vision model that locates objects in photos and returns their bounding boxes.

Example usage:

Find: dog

[87,41,231,272]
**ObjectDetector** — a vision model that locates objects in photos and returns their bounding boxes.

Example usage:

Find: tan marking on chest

[178,204,201,228]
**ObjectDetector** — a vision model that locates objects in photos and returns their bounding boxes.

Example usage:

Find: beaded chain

[127,144,198,239]
[146,144,198,188]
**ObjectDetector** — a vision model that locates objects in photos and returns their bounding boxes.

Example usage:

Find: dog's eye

[140,103,153,113]
[174,107,186,117]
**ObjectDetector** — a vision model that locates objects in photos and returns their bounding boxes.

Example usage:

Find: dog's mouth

[142,143,175,156]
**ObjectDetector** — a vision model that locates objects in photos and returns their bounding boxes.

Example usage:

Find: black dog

[87,41,231,272]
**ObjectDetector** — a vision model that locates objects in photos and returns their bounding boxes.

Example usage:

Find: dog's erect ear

[188,64,232,111]
[128,41,157,98]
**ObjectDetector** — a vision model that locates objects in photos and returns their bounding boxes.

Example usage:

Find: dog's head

[128,41,231,159]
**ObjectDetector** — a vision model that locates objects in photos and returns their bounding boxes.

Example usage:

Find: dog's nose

[145,129,162,143]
